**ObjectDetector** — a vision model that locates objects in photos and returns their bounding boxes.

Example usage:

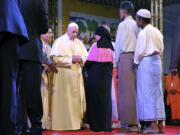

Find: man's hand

[133,63,138,70]
[170,68,177,76]
[170,89,177,95]
[72,55,82,63]
[43,63,58,73]
[43,64,51,73]
[48,64,58,73]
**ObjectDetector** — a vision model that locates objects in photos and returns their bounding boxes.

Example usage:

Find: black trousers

[17,60,43,135]
[0,33,19,135]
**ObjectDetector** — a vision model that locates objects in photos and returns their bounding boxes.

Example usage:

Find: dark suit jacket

[19,0,48,63]
[170,17,180,70]
[0,0,28,44]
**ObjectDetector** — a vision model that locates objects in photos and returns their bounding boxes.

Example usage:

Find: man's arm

[38,0,48,34]
[115,24,124,66]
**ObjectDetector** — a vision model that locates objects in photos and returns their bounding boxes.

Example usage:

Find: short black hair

[120,0,134,15]
[137,15,151,24]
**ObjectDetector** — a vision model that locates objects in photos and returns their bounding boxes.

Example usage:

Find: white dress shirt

[134,24,164,64]
[115,16,139,65]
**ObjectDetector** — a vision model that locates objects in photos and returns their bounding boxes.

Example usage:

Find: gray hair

[68,22,79,29]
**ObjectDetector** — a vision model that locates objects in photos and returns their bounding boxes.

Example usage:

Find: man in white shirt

[115,0,139,133]
[135,9,165,134]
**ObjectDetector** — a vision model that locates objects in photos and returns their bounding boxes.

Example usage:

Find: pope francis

[50,22,88,130]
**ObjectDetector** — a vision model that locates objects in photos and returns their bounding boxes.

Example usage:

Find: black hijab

[95,26,114,51]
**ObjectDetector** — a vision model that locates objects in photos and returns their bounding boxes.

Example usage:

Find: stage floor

[44,126,180,135]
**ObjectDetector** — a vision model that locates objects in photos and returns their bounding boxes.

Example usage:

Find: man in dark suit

[16,0,48,135]
[0,0,28,135]
[170,17,180,76]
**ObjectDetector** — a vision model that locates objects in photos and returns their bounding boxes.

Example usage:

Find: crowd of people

[0,0,180,135]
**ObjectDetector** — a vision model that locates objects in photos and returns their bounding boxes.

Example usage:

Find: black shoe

[16,129,31,135]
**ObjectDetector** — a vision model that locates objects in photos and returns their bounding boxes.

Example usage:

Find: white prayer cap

[137,9,151,19]
[68,22,79,29]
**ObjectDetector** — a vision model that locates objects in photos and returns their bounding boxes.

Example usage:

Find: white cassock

[50,34,88,130]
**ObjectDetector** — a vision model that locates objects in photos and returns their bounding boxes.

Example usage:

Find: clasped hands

[72,55,82,63]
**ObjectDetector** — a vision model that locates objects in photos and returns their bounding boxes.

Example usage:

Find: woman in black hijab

[83,26,114,132]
